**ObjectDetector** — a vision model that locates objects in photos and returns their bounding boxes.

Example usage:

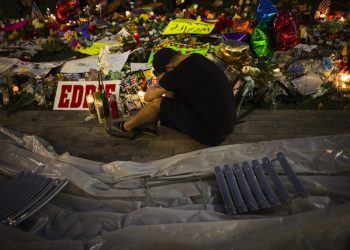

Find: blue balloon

[322,57,334,71]
[257,0,278,23]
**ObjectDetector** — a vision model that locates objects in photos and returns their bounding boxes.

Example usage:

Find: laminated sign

[53,81,120,110]
[162,19,216,35]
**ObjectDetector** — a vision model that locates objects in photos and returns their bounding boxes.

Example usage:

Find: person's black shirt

[159,53,236,135]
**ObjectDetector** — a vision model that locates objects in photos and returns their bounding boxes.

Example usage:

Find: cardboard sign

[162,19,216,35]
[53,80,120,110]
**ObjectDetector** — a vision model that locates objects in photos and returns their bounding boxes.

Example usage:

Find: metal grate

[0,171,68,226]
[215,152,308,214]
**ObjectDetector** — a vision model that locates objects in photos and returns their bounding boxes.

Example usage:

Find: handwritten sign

[148,42,210,64]
[162,19,216,35]
[53,80,120,110]
[60,51,130,73]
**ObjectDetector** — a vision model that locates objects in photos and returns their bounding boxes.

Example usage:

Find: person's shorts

[159,97,226,146]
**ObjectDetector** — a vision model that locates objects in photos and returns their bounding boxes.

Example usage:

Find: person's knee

[146,97,162,112]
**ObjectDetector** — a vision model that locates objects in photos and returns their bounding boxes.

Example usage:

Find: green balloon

[251,28,272,62]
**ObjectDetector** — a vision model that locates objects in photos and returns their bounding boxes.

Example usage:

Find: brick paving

[0,110,350,163]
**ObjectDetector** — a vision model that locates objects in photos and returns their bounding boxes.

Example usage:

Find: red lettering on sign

[58,85,72,108]
[70,85,84,108]
[105,84,116,98]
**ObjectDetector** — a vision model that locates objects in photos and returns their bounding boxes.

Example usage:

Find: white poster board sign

[53,80,120,110]
[60,51,130,73]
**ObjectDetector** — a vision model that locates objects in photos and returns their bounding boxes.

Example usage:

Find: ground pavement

[0,109,350,163]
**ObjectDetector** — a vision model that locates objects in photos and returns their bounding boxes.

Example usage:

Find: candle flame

[340,72,350,83]
[86,94,94,104]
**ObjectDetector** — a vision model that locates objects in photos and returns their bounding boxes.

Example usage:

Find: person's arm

[144,83,167,102]
[145,73,176,102]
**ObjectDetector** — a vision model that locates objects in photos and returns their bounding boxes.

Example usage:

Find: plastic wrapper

[287,59,321,77]
[217,40,251,64]
[291,72,324,95]
[0,125,350,250]
[274,11,299,50]
[256,0,278,23]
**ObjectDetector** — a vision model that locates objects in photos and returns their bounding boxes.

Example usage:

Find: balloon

[276,27,299,50]
[251,28,272,61]
[274,11,299,50]
[56,0,80,23]
[256,0,278,23]
[217,40,251,64]
[274,11,294,31]
[223,32,248,42]
[257,15,275,35]
[322,57,334,71]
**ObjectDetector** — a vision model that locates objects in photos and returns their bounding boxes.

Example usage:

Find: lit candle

[2,88,9,105]
[94,99,105,123]
[86,94,96,117]
[133,32,139,43]
[12,85,19,95]
[340,72,350,83]
[137,90,145,103]
[273,68,281,74]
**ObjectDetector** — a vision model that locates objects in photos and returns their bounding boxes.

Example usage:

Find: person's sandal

[135,122,158,135]
[106,120,137,139]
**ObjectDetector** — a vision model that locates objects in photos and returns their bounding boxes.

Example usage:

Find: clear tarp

[0,125,349,250]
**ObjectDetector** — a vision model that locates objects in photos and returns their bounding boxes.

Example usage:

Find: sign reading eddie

[53,81,120,110]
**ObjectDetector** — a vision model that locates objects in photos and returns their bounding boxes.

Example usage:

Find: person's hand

[144,83,167,102]
[155,72,165,82]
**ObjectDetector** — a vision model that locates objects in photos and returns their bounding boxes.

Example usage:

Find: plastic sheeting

[0,125,349,250]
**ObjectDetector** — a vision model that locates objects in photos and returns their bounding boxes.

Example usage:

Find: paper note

[78,42,110,55]
[130,63,152,72]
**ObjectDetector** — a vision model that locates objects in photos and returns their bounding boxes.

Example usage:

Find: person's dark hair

[152,48,179,76]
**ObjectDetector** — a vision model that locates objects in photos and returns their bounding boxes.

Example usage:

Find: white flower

[34,93,45,106]
[97,61,110,75]
[26,84,35,94]
[98,45,111,63]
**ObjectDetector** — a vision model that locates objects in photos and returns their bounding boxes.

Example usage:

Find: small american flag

[318,0,331,14]
[129,76,137,86]
[31,1,44,20]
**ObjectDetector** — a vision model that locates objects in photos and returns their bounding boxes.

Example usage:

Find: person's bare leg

[123,97,162,131]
